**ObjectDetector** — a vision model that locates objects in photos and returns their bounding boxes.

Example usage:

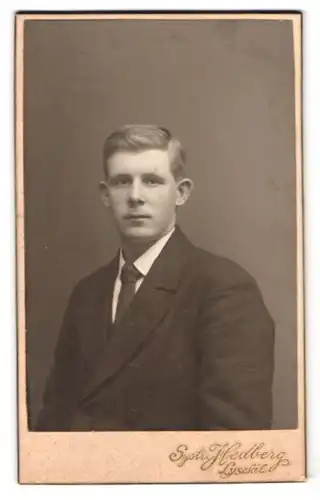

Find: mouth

[124,214,151,220]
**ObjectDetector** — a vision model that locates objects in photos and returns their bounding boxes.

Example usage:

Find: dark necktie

[114,262,142,324]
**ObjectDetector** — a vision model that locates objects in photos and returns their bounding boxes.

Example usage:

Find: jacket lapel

[80,227,193,402]
[77,256,118,365]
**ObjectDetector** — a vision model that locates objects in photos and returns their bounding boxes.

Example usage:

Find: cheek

[152,186,176,203]
[151,190,177,215]
[109,192,126,208]
[108,199,126,219]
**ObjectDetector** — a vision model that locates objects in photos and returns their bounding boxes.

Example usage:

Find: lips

[124,214,151,219]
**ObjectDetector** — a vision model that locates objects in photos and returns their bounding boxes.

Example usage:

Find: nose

[128,179,144,205]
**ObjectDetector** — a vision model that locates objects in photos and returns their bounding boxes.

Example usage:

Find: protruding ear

[99,181,111,208]
[175,178,194,207]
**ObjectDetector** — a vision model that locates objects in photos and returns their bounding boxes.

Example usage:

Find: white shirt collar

[118,227,175,278]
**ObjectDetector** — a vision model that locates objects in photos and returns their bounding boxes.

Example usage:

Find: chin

[121,226,159,242]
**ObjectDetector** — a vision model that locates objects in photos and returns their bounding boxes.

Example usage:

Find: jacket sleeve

[35,286,83,431]
[198,275,275,430]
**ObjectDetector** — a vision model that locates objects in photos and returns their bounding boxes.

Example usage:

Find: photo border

[15,11,305,484]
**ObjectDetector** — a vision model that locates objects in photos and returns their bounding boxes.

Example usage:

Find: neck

[121,225,175,263]
[121,241,153,263]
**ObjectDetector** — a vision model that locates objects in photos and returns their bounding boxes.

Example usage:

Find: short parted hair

[102,124,186,180]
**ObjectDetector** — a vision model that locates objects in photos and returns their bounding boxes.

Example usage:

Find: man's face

[102,149,184,243]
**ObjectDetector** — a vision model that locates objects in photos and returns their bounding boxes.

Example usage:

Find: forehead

[107,149,171,176]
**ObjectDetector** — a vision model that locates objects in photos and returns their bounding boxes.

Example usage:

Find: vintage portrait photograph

[15,11,304,483]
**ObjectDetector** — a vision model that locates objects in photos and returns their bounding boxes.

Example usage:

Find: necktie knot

[120,262,141,284]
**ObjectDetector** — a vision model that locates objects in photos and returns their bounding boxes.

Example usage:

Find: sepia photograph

[15,11,304,483]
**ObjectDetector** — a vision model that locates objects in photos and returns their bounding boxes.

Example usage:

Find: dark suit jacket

[36,227,275,431]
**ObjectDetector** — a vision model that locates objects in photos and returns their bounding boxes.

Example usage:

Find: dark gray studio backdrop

[24,19,298,429]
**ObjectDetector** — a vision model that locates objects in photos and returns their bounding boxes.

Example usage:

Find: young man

[36,124,275,431]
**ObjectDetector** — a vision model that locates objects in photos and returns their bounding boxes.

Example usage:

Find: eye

[143,175,164,186]
[110,176,131,187]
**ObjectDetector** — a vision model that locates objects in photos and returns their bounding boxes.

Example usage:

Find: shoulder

[77,262,114,287]
[68,258,117,302]
[189,244,257,291]
[188,245,274,325]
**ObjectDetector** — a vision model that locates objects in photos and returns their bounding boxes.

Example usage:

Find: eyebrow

[109,172,166,181]
[142,173,165,180]
[108,173,132,182]
[110,173,132,179]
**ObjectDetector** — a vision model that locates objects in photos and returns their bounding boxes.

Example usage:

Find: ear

[99,180,111,208]
[175,178,194,207]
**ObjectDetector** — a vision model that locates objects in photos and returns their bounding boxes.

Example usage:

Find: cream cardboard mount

[15,12,305,484]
